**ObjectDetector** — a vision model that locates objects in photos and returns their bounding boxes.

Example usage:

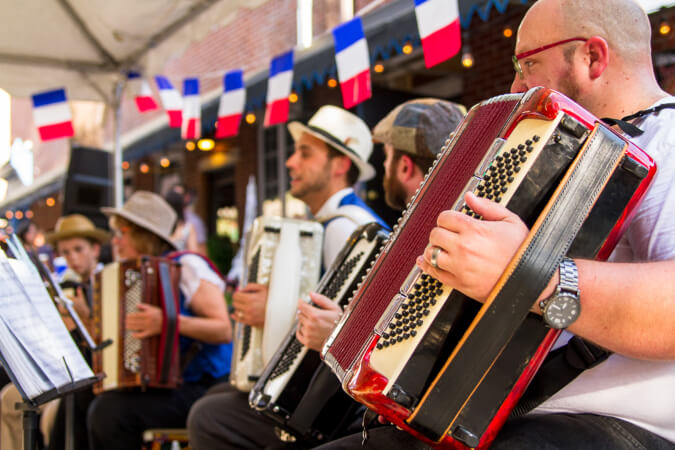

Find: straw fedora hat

[101,191,177,249]
[288,105,375,182]
[46,214,110,246]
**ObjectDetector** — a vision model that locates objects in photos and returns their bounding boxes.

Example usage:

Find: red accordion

[322,88,655,448]
[92,257,181,393]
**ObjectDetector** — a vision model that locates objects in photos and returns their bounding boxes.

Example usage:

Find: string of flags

[30,0,461,142]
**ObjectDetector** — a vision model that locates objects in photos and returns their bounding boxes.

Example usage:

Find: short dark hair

[326,145,360,186]
[393,148,435,174]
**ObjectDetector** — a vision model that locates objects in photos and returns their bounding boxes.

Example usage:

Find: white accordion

[230,216,323,391]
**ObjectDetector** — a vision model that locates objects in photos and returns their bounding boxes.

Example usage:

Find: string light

[289,92,298,103]
[46,197,55,207]
[461,51,474,68]
[659,22,671,35]
[5,210,13,219]
[15,210,23,220]
[122,161,130,170]
[185,141,196,151]
[25,210,33,219]
[160,158,171,168]
[198,139,215,151]
[373,63,384,73]
[402,42,413,54]
[245,113,256,124]
[140,163,150,174]
[503,27,513,38]
[327,78,338,88]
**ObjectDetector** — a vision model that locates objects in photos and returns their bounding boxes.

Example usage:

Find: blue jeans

[314,413,674,449]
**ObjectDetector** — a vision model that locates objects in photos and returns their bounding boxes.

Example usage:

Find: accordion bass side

[231,217,323,392]
[92,257,181,393]
[322,87,655,448]
[249,222,389,445]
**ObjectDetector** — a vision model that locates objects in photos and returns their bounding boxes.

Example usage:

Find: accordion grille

[123,268,142,373]
[329,99,519,371]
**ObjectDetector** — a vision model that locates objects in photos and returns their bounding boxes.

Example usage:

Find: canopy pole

[112,80,124,208]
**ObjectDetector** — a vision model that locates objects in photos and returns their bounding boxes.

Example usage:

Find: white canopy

[0,0,269,102]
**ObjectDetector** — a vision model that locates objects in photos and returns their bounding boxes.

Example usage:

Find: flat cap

[372,98,466,159]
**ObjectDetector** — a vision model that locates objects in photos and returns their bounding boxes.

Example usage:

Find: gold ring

[430,246,442,269]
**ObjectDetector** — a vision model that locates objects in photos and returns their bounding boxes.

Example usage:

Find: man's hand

[296,292,342,352]
[126,303,163,339]
[417,192,529,302]
[231,283,268,327]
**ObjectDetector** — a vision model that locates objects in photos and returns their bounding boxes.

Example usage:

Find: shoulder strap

[316,204,381,227]
[165,250,225,281]
[602,103,675,138]
[511,336,611,417]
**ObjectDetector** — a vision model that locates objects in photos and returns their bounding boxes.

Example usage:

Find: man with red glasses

[316,0,675,448]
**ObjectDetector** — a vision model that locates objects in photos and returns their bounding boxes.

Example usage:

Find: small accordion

[92,257,181,393]
[250,222,389,445]
[231,217,323,392]
[322,87,655,448]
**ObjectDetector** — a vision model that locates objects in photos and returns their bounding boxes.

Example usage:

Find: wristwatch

[539,257,580,329]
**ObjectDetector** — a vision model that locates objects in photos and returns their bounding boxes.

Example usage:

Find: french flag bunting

[127,72,158,112]
[333,17,371,109]
[182,78,201,140]
[216,69,245,139]
[414,0,462,68]
[264,50,294,127]
[155,76,183,128]
[31,88,74,141]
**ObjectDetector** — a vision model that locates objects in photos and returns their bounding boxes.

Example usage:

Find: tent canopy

[0,0,269,102]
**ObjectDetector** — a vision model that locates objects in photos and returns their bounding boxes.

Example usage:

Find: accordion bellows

[230,217,323,392]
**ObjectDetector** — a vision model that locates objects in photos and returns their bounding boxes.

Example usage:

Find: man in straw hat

[188,105,387,449]
[86,191,232,450]
[187,100,465,449]
[1,214,109,450]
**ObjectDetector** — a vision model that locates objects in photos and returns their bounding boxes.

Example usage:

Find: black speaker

[62,146,113,231]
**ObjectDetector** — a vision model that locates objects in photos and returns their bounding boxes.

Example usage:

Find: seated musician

[187,106,388,449]
[186,100,464,449]
[316,0,675,448]
[86,191,232,450]
[1,214,109,450]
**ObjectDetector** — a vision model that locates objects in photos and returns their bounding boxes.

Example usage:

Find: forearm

[179,314,232,344]
[556,260,675,360]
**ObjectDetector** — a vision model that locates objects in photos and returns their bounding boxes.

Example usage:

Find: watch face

[543,293,580,329]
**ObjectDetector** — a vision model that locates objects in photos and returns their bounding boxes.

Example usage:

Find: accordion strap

[602,102,675,137]
[511,337,611,417]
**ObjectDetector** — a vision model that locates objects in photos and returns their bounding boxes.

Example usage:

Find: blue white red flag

[155,76,183,128]
[182,78,201,140]
[216,69,245,139]
[127,72,158,112]
[333,17,371,108]
[414,0,461,68]
[31,88,74,141]
[264,50,294,127]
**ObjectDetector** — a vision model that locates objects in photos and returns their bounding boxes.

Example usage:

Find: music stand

[2,236,106,450]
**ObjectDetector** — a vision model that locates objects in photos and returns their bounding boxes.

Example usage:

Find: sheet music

[0,250,94,400]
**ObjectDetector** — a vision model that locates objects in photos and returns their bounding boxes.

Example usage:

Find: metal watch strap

[557,257,579,296]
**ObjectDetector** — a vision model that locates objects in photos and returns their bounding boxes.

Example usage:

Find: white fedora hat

[288,105,375,182]
[101,191,177,250]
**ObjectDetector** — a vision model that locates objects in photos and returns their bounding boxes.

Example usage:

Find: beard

[557,64,582,105]
[383,173,408,211]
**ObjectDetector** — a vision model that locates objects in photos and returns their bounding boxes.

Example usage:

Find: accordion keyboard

[369,115,565,395]
[260,236,376,402]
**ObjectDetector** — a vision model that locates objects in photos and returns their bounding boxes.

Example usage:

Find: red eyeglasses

[512,37,587,79]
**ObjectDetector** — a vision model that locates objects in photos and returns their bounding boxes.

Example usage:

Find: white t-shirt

[533,97,675,443]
